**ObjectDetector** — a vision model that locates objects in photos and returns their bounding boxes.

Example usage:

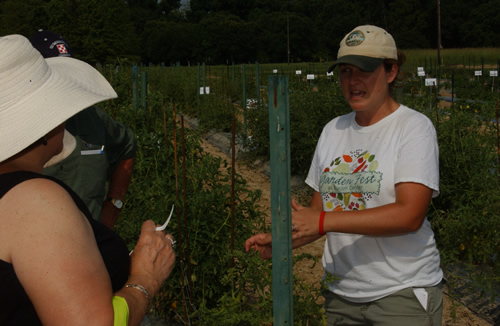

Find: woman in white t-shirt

[245,25,443,325]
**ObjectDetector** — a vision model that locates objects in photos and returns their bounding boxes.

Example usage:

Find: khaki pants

[323,282,443,326]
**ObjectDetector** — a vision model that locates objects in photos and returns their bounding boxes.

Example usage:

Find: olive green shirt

[43,106,136,222]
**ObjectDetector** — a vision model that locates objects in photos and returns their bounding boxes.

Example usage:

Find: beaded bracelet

[125,283,152,310]
[319,211,326,236]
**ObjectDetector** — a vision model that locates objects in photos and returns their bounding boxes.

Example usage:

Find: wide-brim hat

[0,34,117,163]
[328,25,398,73]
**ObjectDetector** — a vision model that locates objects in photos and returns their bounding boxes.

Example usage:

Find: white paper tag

[307,74,314,80]
[412,288,428,311]
[475,70,482,76]
[199,87,210,95]
[490,70,498,77]
[425,78,437,86]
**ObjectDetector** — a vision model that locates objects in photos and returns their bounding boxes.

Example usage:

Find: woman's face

[45,124,65,156]
[339,63,397,116]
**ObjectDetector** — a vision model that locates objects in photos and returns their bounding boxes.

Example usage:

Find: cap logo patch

[345,30,365,47]
[56,44,68,54]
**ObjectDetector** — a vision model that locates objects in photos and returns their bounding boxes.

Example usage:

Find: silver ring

[292,224,296,231]
[167,237,176,249]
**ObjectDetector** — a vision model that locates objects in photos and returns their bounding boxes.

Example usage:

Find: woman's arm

[4,178,115,325]
[2,178,174,326]
[291,182,433,239]
[244,192,324,260]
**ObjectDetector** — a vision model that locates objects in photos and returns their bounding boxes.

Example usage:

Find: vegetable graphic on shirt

[325,150,377,211]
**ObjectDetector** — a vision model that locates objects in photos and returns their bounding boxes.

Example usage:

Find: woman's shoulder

[0,173,81,226]
[2,173,70,199]
[396,105,437,136]
[395,105,435,126]
[0,172,87,263]
[398,105,433,122]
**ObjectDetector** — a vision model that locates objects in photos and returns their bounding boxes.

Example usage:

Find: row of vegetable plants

[103,67,326,324]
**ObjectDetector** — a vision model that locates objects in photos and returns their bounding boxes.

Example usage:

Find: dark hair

[384,49,406,93]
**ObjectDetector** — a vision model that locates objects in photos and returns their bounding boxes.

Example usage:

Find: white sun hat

[328,25,398,73]
[0,34,117,163]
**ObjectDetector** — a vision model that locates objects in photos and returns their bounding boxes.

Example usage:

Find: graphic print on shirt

[319,149,382,211]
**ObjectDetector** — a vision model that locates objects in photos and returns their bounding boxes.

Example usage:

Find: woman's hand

[245,233,273,260]
[128,220,176,296]
[291,198,322,239]
[117,220,176,325]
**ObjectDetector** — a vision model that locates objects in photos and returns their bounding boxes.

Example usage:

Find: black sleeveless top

[0,171,130,325]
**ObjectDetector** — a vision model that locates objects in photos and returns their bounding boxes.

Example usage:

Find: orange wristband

[319,211,326,236]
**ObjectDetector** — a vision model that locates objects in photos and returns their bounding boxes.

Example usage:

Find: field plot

[103,51,499,325]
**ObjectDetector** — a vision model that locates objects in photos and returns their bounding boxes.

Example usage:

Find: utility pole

[287,12,290,65]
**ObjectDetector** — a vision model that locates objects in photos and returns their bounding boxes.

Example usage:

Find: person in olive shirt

[31,30,136,229]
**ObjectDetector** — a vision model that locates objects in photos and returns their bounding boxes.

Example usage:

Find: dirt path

[197,132,493,326]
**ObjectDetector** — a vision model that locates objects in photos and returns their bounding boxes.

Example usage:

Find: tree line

[0,0,498,66]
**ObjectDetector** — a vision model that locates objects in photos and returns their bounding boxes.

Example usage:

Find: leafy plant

[245,78,351,176]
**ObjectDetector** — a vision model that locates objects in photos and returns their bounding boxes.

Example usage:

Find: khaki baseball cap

[328,25,398,73]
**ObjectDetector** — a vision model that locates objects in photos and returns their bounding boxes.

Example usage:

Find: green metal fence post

[268,75,293,325]
[141,71,148,112]
[202,62,206,93]
[197,63,200,97]
[232,62,235,87]
[132,65,139,111]
[256,62,261,105]
[242,64,247,135]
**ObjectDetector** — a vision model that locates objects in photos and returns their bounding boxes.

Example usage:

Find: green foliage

[0,0,139,64]
[193,250,274,326]
[106,78,325,324]
[246,78,351,176]
[146,66,198,108]
[2,0,500,65]
[386,0,431,48]
[142,20,201,65]
[198,12,259,64]
[460,0,500,48]
[190,251,326,326]
[451,70,500,103]
[111,100,263,323]
[0,0,48,36]
[106,61,500,323]
[48,0,139,64]
[428,99,500,268]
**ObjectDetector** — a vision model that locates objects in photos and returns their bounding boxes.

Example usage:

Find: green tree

[460,0,500,47]
[386,0,431,48]
[440,0,468,48]
[197,12,258,64]
[247,11,289,63]
[0,0,49,37]
[142,20,201,65]
[45,0,139,64]
[313,0,364,61]
[158,0,181,14]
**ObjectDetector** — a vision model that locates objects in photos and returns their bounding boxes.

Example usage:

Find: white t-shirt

[305,105,443,303]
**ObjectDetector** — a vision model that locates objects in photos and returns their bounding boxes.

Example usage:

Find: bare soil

[197,133,494,326]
